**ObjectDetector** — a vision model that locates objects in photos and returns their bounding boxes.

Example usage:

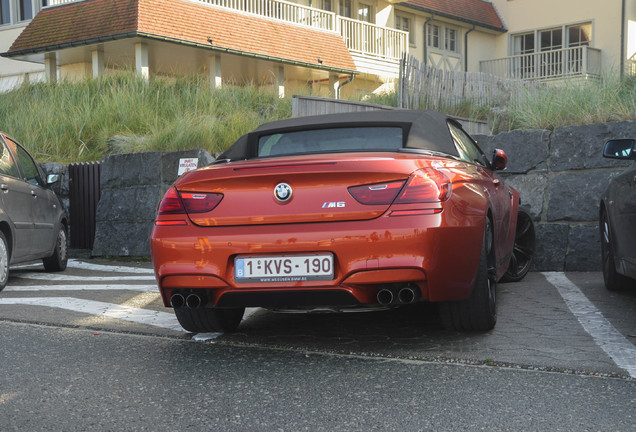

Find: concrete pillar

[209,54,222,89]
[92,48,104,79]
[276,65,285,98]
[44,53,57,83]
[135,43,149,81]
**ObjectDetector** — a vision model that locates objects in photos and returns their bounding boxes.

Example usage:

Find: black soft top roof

[218,110,460,161]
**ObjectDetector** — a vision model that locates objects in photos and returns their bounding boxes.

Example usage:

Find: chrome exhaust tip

[170,293,185,309]
[398,287,416,304]
[377,288,394,306]
[185,293,205,309]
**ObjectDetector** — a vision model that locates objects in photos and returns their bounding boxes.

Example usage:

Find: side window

[448,122,489,167]
[12,140,43,185]
[0,140,20,178]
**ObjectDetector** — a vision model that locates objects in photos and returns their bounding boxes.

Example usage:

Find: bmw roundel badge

[274,183,293,202]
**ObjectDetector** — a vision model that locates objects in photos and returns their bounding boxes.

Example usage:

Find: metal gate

[68,162,101,249]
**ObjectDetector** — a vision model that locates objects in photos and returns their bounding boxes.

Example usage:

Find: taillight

[180,192,223,214]
[157,187,185,214]
[395,168,452,203]
[348,180,405,205]
[157,187,223,215]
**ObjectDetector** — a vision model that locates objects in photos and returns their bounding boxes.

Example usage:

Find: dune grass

[0,71,634,163]
[506,74,636,131]
[0,73,291,163]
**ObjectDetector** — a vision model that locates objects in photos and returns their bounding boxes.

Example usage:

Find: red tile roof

[5,0,356,72]
[400,0,505,31]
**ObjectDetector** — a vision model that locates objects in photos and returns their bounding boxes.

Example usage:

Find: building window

[357,3,371,23]
[1,0,10,25]
[19,0,32,21]
[320,0,332,12]
[445,27,457,52]
[567,23,591,47]
[427,23,440,48]
[395,14,414,45]
[540,28,562,52]
[512,32,535,55]
[338,0,351,18]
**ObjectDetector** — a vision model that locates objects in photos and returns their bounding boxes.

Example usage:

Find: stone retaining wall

[475,120,635,271]
[90,149,214,256]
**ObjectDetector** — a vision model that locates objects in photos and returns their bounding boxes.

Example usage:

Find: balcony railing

[480,46,602,81]
[338,17,407,62]
[200,0,335,31]
[44,0,407,63]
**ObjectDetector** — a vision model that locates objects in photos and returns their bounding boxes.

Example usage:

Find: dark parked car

[0,132,68,291]
[600,139,636,290]
[151,110,532,333]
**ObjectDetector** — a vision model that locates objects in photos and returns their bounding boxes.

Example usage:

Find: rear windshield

[257,127,403,157]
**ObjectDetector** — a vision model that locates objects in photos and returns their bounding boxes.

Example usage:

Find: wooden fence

[399,54,540,110]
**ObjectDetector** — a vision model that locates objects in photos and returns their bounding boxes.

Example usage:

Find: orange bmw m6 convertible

[151,110,527,333]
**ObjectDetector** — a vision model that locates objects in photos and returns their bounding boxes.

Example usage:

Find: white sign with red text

[177,158,198,175]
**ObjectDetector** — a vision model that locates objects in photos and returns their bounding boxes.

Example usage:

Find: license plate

[234,253,334,282]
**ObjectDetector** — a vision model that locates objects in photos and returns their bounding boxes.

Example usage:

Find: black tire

[174,307,245,333]
[0,231,9,291]
[42,226,68,272]
[439,219,497,331]
[600,209,634,291]
[501,209,536,282]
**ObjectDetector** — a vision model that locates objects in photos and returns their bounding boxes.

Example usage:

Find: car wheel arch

[0,221,13,261]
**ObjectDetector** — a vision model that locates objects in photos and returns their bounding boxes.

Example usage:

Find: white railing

[480,46,602,81]
[43,0,407,63]
[200,0,335,31]
[627,53,636,77]
[337,17,407,62]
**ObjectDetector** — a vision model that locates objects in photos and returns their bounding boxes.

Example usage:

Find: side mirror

[603,139,635,160]
[492,149,508,171]
[47,174,60,185]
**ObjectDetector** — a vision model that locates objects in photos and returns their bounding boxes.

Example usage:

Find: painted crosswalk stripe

[13,273,156,282]
[4,284,157,293]
[543,272,636,378]
[0,297,184,332]
[67,259,155,274]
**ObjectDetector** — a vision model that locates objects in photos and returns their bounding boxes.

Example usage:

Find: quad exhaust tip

[377,286,419,306]
[171,292,206,309]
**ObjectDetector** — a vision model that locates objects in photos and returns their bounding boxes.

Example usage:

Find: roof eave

[398,3,507,33]
[1,31,358,75]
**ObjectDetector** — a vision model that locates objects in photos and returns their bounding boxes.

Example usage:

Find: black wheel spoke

[514,244,534,260]
[517,218,533,238]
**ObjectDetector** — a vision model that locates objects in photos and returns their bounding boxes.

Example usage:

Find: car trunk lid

[174,154,418,227]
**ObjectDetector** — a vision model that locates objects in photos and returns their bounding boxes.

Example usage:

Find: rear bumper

[151,211,484,308]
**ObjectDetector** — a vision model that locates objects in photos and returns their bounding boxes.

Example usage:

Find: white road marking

[192,332,222,341]
[13,273,156,282]
[4,284,157,293]
[67,259,155,274]
[0,297,184,332]
[3,260,258,336]
[543,272,636,378]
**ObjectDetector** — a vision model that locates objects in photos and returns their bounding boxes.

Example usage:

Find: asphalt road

[0,258,635,430]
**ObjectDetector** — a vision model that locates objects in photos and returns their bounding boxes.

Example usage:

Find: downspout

[336,73,355,99]
[423,15,434,65]
[620,0,626,77]
[464,25,476,72]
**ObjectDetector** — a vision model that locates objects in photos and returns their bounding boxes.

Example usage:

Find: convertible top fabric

[218,110,460,161]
